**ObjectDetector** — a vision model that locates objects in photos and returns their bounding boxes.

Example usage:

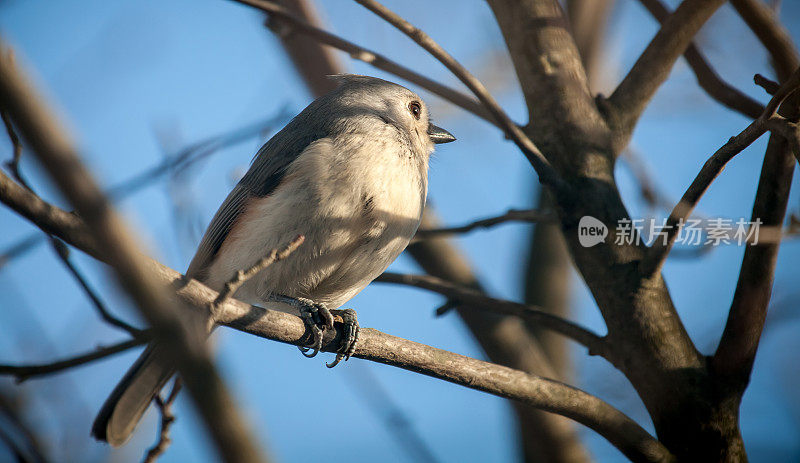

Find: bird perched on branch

[92,74,455,446]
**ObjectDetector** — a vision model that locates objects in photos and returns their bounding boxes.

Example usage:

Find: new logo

[578,216,607,247]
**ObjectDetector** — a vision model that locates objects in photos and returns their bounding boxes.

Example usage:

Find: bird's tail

[91,343,174,446]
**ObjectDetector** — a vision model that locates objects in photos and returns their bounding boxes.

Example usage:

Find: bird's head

[322,74,455,158]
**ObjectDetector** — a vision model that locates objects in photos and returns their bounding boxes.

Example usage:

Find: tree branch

[0,43,268,463]
[232,0,495,125]
[342,365,441,463]
[640,67,800,276]
[0,146,673,463]
[712,3,800,387]
[213,235,305,307]
[351,0,565,189]
[376,272,609,358]
[143,378,182,463]
[637,0,764,119]
[608,0,726,138]
[0,110,289,270]
[50,239,144,336]
[413,208,555,239]
[566,0,614,91]
[0,339,145,382]
[1,109,22,180]
[730,0,800,82]
[3,99,144,338]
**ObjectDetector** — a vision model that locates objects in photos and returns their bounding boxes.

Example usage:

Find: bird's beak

[427,123,456,144]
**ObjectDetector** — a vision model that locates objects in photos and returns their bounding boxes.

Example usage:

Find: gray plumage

[92,75,454,446]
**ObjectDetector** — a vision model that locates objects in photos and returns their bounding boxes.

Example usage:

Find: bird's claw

[326,308,359,368]
[293,297,332,358]
[269,295,358,365]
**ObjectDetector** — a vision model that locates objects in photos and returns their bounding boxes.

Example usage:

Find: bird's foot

[326,308,359,368]
[269,295,358,366]
[269,295,332,358]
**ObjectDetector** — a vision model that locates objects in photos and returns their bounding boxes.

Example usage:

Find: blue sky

[1,1,799,462]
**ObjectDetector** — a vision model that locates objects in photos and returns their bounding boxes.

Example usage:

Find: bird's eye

[408,101,422,120]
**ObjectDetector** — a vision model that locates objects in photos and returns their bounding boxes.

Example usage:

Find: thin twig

[608,0,727,137]
[637,0,765,119]
[374,272,609,358]
[1,108,31,190]
[754,73,780,95]
[0,233,40,268]
[109,111,289,200]
[730,0,800,82]
[50,239,144,336]
[620,149,680,212]
[2,103,144,337]
[1,109,22,180]
[343,365,441,463]
[232,0,495,125]
[214,235,305,307]
[0,339,145,383]
[640,67,800,276]
[143,378,183,463]
[0,392,49,463]
[351,0,564,190]
[414,209,555,239]
[0,111,288,270]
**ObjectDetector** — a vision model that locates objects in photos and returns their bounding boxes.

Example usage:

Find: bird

[91,74,455,446]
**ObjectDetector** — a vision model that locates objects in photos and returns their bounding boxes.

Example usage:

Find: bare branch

[343,366,441,463]
[204,275,673,462]
[214,235,305,306]
[640,67,800,276]
[50,239,144,336]
[413,209,555,239]
[0,233,41,268]
[232,0,495,125]
[712,5,800,388]
[267,0,343,95]
[0,339,145,382]
[620,149,680,212]
[375,272,609,358]
[754,73,780,95]
[637,0,764,119]
[608,0,726,138]
[730,0,800,82]
[143,378,182,463]
[3,101,143,337]
[0,43,268,463]
[1,109,22,180]
[0,111,288,270]
[0,391,49,463]
[0,148,673,463]
[109,112,289,200]
[351,0,564,189]
[566,0,615,88]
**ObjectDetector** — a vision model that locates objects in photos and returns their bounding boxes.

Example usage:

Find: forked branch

[640,67,800,276]
[637,0,764,119]
[351,0,564,190]
[609,0,726,138]
[231,0,495,124]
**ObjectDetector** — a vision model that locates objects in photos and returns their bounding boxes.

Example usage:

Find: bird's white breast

[204,134,427,309]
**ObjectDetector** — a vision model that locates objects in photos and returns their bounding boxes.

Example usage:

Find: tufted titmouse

[92,75,455,446]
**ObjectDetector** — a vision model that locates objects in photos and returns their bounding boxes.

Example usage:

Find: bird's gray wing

[186,130,319,280]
